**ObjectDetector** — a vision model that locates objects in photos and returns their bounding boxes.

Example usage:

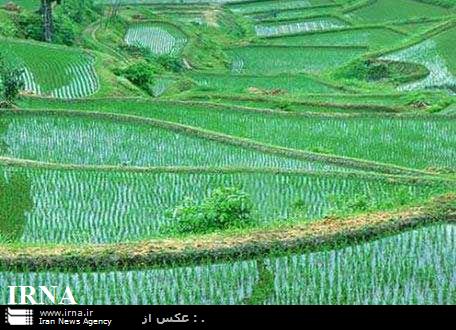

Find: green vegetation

[189,72,339,94]
[168,186,255,234]
[0,0,454,306]
[0,54,24,106]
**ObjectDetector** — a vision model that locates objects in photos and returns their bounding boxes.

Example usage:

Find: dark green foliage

[51,14,77,46]
[168,187,255,234]
[174,77,197,92]
[0,172,33,243]
[15,12,43,41]
[56,0,99,24]
[5,0,98,45]
[0,55,24,106]
[155,55,184,73]
[115,61,156,93]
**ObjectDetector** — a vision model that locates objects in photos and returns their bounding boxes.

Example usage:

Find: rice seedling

[267,224,456,304]
[433,26,456,75]
[250,6,340,22]
[95,0,248,4]
[0,259,259,305]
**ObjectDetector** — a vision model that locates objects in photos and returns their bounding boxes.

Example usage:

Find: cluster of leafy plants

[0,54,24,107]
[2,0,100,46]
[329,186,428,217]
[113,53,187,95]
[167,186,256,235]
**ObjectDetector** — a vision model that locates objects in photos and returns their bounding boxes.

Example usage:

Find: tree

[0,56,24,107]
[40,0,61,42]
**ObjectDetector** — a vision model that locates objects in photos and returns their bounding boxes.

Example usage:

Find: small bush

[167,187,255,234]
[115,60,156,92]
[154,54,184,73]
[0,55,24,106]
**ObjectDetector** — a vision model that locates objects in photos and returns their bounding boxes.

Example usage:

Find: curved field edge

[0,156,450,185]
[21,95,424,115]
[6,109,441,177]
[1,194,454,271]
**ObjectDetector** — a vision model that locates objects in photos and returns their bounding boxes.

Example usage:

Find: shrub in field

[116,60,156,93]
[0,55,24,107]
[330,187,413,216]
[168,187,255,234]
[154,55,184,73]
[0,172,33,243]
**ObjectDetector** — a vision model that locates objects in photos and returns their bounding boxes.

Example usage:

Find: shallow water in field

[0,165,444,244]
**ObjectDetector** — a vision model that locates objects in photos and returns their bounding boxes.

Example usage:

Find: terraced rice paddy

[350,0,452,23]
[228,46,365,74]
[3,164,446,244]
[250,6,340,22]
[16,100,456,170]
[96,0,249,4]
[255,17,347,37]
[25,102,454,170]
[0,40,99,98]
[266,27,404,50]
[228,0,335,15]
[381,39,456,92]
[433,26,456,75]
[0,112,343,170]
[190,72,339,94]
[124,22,187,55]
[1,224,454,304]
